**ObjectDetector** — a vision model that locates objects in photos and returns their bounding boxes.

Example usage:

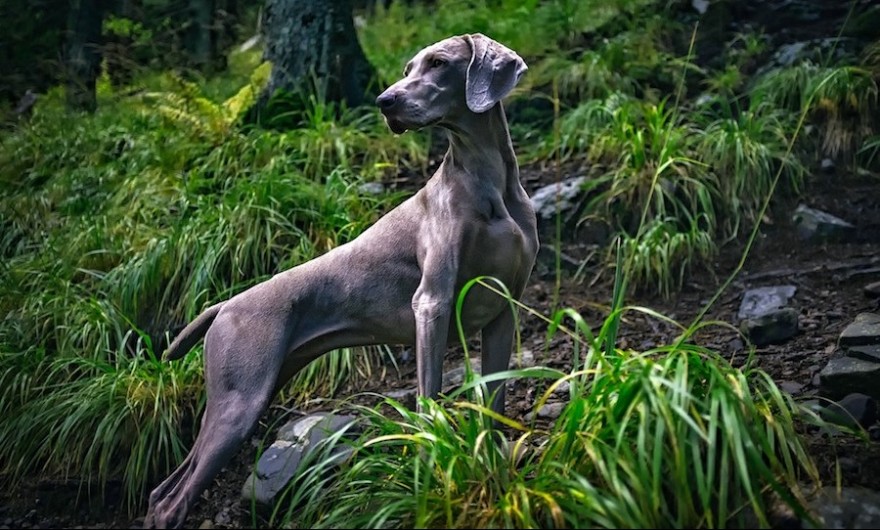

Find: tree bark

[252,0,377,122]
[105,0,136,88]
[65,0,106,112]
[184,0,214,69]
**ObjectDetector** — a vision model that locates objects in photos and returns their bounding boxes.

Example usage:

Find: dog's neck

[441,103,519,197]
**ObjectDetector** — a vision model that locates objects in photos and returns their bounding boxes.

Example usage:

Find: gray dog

[144,33,538,528]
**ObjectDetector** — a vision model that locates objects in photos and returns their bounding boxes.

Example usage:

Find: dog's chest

[460,213,531,283]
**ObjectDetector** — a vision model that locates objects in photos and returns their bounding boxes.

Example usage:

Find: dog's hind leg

[145,314,286,528]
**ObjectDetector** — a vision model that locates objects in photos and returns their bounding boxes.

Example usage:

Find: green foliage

[2,0,875,517]
[0,60,422,511]
[697,103,805,234]
[358,0,664,88]
[0,342,204,512]
[750,62,879,160]
[268,297,819,529]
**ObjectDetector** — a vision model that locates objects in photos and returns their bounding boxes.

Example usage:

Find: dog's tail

[163,302,225,361]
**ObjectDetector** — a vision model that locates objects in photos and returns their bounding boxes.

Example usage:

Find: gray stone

[819,393,878,430]
[792,204,855,242]
[774,41,808,67]
[839,313,880,347]
[779,380,804,395]
[389,351,536,405]
[805,486,880,529]
[737,285,797,320]
[213,509,232,526]
[760,37,858,76]
[691,0,709,14]
[511,349,536,369]
[357,182,385,195]
[538,402,566,419]
[819,357,880,401]
[740,307,799,346]
[865,281,880,298]
[846,344,880,363]
[242,413,359,505]
[524,402,566,422]
[552,380,571,396]
[443,365,472,389]
[529,176,586,221]
[386,386,417,404]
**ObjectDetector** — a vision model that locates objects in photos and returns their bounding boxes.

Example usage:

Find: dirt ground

[2,163,879,529]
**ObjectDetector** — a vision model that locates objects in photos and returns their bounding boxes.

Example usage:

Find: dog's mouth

[383,116,444,135]
[383,116,409,134]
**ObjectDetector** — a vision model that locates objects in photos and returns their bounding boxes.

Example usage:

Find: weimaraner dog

[144,33,538,528]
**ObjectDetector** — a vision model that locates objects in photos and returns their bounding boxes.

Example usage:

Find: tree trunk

[65,0,106,112]
[252,0,377,122]
[105,0,137,88]
[184,0,214,70]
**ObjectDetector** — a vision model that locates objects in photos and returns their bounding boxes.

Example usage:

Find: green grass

[264,291,821,528]
[1,0,876,519]
[0,339,204,512]
[0,58,422,510]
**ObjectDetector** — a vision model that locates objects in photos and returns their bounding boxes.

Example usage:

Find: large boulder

[241,413,360,505]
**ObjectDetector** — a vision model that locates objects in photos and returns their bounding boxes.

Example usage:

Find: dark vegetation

[1,0,880,527]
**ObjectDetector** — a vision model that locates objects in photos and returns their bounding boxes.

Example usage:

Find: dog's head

[376,33,527,134]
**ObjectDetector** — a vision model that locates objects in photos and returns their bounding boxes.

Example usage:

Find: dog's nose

[376,92,398,110]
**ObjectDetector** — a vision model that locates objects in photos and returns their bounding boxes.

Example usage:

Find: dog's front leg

[480,308,516,416]
[411,262,456,410]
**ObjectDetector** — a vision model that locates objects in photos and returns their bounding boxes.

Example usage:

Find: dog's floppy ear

[464,33,528,114]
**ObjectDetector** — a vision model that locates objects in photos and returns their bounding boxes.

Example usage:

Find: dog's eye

[430,58,447,69]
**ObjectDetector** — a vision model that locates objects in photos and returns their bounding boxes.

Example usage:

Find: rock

[804,486,880,529]
[737,285,797,320]
[792,204,855,243]
[740,307,799,346]
[198,520,214,530]
[357,182,385,195]
[213,509,232,526]
[819,393,878,430]
[241,413,360,505]
[552,380,571,396]
[14,89,37,117]
[819,357,880,401]
[511,349,536,369]
[383,351,540,406]
[779,380,804,395]
[839,313,880,347]
[774,41,808,66]
[691,0,709,14]
[846,344,880,363]
[538,402,566,419]
[525,402,566,422]
[865,281,880,298]
[759,37,859,76]
[385,386,417,406]
[443,365,471,389]
[821,158,835,173]
[529,176,586,222]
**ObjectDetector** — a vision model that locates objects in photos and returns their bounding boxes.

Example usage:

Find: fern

[139,62,272,140]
